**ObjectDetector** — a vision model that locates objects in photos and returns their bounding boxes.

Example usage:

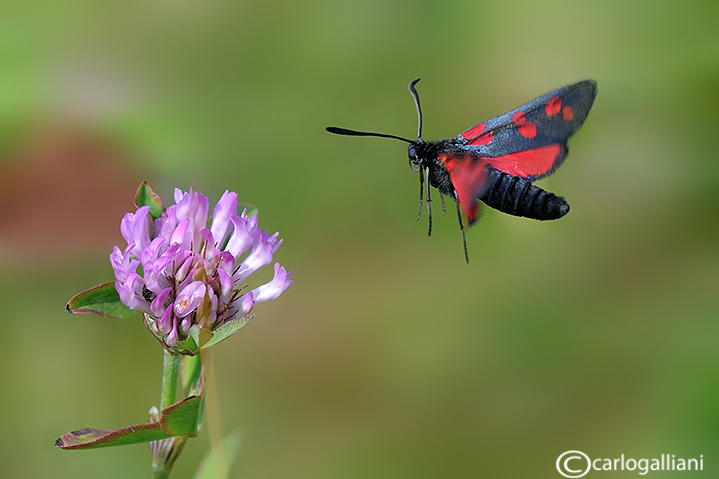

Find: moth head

[408,142,423,172]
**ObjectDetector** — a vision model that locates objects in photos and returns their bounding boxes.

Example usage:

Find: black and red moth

[326,79,597,262]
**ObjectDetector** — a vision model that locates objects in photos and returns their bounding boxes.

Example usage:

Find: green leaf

[181,355,203,397]
[201,316,253,350]
[135,181,165,220]
[55,395,202,450]
[160,395,202,436]
[66,282,140,320]
[55,425,168,450]
[175,334,200,355]
[192,430,243,479]
[188,325,201,347]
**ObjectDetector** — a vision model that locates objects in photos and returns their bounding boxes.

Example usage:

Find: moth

[327,79,597,262]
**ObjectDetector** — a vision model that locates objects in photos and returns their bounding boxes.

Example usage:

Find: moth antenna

[326,127,412,143]
[408,78,423,138]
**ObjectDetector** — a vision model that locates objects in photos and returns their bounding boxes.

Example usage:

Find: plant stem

[160,350,180,409]
[152,466,170,479]
[152,350,181,479]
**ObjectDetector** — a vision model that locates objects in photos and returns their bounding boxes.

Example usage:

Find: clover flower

[110,188,292,353]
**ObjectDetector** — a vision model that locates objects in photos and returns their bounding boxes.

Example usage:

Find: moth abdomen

[481,168,569,220]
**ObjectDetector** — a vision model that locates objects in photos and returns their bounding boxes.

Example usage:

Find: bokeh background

[1,0,717,477]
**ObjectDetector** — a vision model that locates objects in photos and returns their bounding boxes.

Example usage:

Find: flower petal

[173,281,206,318]
[169,219,189,248]
[156,303,174,334]
[217,268,234,304]
[251,263,293,302]
[151,287,173,317]
[233,231,276,282]
[225,213,259,258]
[235,291,254,316]
[201,228,219,262]
[120,206,151,258]
[141,237,167,265]
[154,205,177,243]
[174,189,209,252]
[210,190,238,249]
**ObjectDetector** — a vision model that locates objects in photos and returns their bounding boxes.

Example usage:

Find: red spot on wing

[485,144,562,178]
[509,110,537,138]
[518,122,537,138]
[461,122,494,146]
[440,152,489,224]
[546,97,562,116]
[461,122,486,140]
[563,106,574,121]
[469,131,493,146]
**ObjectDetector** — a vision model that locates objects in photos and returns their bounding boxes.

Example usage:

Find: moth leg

[439,192,446,213]
[424,167,432,236]
[416,170,424,221]
[454,190,469,264]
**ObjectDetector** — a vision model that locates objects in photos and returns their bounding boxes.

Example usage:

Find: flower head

[110,187,292,353]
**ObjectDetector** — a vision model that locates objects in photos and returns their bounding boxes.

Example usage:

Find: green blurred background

[1,0,717,477]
